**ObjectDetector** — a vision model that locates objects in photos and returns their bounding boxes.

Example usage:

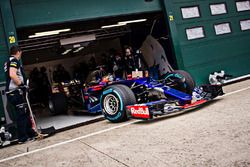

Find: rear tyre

[101,84,136,123]
[48,93,68,115]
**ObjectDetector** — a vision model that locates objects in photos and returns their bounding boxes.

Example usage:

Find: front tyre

[101,84,136,123]
[173,70,196,95]
[163,70,196,95]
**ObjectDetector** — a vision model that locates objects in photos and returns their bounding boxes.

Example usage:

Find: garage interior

[16,11,175,130]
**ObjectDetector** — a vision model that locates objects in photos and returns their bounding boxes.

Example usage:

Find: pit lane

[1,79,250,167]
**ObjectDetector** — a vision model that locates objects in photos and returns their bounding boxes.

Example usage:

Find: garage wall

[11,0,162,28]
[0,0,17,83]
[163,0,250,84]
[0,13,8,84]
[0,11,8,124]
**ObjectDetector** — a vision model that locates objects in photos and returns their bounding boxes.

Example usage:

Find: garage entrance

[16,11,175,130]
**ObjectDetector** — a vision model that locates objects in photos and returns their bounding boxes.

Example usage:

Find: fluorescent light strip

[101,19,147,29]
[118,19,147,24]
[101,23,126,29]
[29,33,58,38]
[73,47,84,53]
[62,49,72,55]
[35,29,71,35]
[29,28,71,38]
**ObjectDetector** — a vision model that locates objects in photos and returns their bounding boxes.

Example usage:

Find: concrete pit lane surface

[0,80,250,167]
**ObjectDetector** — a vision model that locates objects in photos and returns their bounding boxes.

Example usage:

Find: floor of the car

[32,106,103,131]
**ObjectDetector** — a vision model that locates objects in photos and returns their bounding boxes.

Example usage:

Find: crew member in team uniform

[4,45,37,143]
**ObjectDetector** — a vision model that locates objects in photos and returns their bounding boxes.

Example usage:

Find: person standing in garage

[37,66,51,107]
[124,46,136,76]
[124,46,141,75]
[124,47,145,77]
[4,45,37,143]
[113,53,124,78]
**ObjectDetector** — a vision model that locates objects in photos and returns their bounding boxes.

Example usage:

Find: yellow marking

[10,63,17,67]
[9,36,16,44]
[169,15,174,21]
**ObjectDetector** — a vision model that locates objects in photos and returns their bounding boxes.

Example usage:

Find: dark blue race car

[49,70,223,123]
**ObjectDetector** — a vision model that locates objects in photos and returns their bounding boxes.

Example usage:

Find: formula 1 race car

[49,70,224,123]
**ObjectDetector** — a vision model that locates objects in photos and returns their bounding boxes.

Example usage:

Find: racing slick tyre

[101,84,136,123]
[163,70,195,95]
[48,93,68,115]
[172,70,196,95]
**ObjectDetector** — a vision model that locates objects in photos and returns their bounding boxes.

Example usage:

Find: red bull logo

[128,106,150,119]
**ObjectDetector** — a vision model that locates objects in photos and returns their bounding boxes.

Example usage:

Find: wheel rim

[103,94,119,115]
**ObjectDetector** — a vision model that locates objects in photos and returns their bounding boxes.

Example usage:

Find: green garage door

[11,0,162,28]
[0,11,9,124]
[0,11,8,83]
[163,0,250,84]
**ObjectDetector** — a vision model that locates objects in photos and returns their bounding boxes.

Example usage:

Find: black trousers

[7,90,36,141]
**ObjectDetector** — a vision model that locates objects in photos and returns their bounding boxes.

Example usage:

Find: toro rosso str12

[49,70,223,123]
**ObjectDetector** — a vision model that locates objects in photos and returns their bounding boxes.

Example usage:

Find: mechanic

[113,53,124,78]
[107,48,116,73]
[37,66,51,107]
[53,64,71,83]
[124,46,141,75]
[4,45,37,143]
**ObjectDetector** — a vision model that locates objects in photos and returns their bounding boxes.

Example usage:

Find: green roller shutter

[163,0,250,84]
[0,11,8,124]
[12,0,162,28]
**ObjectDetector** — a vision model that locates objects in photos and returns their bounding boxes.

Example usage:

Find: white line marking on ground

[222,86,250,97]
[1,85,250,163]
[0,120,140,163]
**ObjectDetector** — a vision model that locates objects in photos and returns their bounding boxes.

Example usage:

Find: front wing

[126,85,223,120]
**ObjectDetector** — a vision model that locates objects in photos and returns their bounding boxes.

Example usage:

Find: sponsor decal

[128,106,150,119]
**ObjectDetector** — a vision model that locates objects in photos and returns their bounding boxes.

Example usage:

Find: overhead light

[60,34,96,45]
[73,47,84,53]
[118,19,147,25]
[101,19,147,29]
[29,28,71,38]
[101,23,126,29]
[73,44,81,48]
[62,49,72,55]
[35,29,71,35]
